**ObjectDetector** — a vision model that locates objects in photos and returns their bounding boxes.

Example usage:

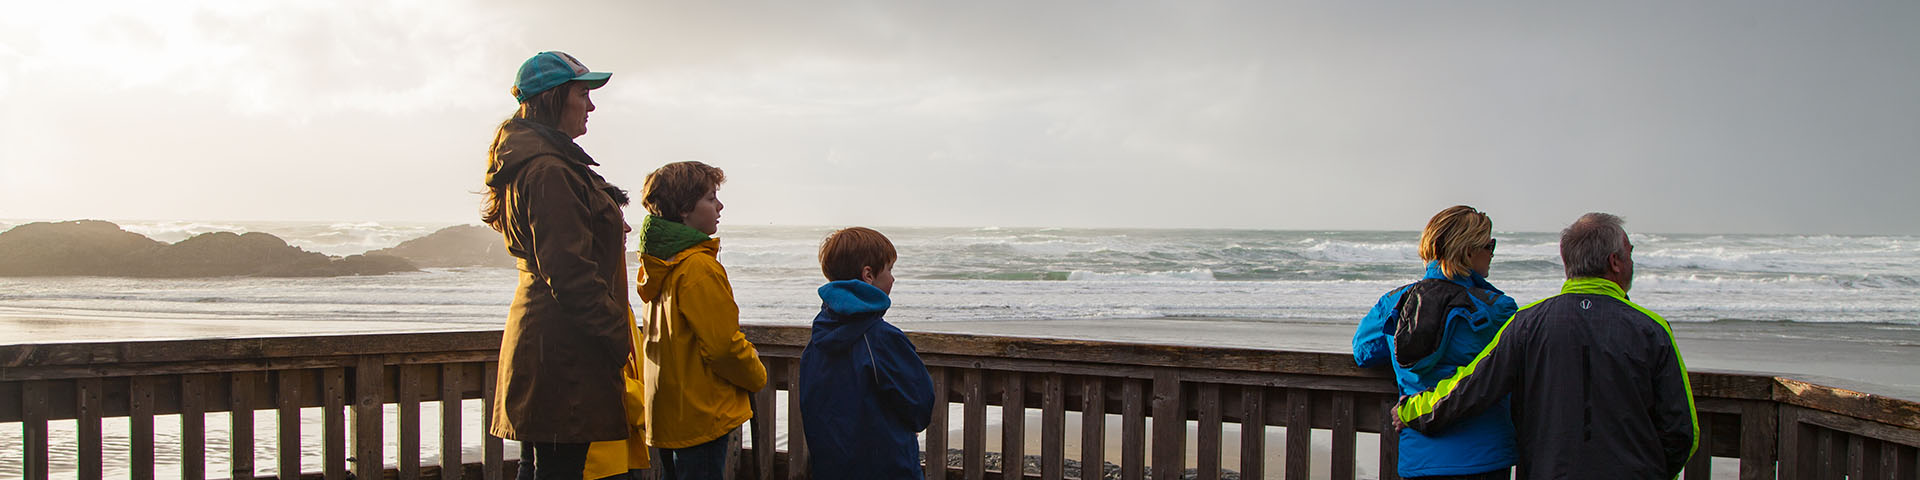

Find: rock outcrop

[365,224,515,268]
[0,220,168,276]
[0,220,417,277]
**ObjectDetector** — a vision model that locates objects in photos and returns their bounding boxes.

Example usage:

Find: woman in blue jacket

[1353,206,1519,479]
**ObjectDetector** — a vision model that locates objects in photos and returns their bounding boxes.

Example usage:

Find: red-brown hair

[819,227,897,281]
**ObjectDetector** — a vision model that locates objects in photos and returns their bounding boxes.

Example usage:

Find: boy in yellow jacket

[634,161,768,480]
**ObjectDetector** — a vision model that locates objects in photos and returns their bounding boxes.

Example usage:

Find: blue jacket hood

[811,280,892,352]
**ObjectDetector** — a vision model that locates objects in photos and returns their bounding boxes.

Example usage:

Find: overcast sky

[2,1,1916,234]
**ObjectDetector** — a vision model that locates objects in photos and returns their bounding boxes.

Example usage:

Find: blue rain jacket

[798,280,936,480]
[1353,261,1520,476]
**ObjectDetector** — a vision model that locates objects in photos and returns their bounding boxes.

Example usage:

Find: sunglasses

[1482,238,1498,253]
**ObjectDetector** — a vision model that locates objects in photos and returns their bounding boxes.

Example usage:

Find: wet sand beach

[892,317,1920,400]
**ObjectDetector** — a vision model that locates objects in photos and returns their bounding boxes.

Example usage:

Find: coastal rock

[0,221,418,277]
[365,224,515,268]
[0,220,166,276]
[135,231,332,277]
[262,253,418,277]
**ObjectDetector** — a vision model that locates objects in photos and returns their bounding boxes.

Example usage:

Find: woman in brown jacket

[481,51,632,480]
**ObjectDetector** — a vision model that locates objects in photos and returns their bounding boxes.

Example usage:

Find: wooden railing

[742,327,1920,480]
[4,326,1918,479]
[0,331,509,480]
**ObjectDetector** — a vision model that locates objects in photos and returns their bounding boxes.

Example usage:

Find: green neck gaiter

[639,215,712,259]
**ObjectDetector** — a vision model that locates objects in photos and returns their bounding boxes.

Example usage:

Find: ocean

[3,220,1918,478]
[3,221,1916,327]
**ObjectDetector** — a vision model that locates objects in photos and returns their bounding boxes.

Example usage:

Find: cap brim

[573,72,611,90]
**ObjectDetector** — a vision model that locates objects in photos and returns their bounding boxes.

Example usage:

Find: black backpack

[1392,279,1498,370]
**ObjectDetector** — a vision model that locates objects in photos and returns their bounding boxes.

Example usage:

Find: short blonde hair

[819,227,897,281]
[1418,205,1493,279]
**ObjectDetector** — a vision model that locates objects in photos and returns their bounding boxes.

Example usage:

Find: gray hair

[1560,212,1628,278]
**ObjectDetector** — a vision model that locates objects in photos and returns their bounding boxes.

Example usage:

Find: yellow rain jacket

[583,310,650,478]
[636,218,768,449]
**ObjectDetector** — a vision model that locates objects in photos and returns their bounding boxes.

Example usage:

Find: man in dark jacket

[799,227,936,480]
[1396,213,1698,479]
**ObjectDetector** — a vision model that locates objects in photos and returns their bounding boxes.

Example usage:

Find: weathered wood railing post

[926,366,950,480]
[963,368,987,480]
[788,360,809,480]
[1284,387,1311,480]
[1121,377,1147,480]
[1006,370,1028,479]
[1082,375,1106,480]
[325,366,351,480]
[1041,372,1067,480]
[1242,386,1267,479]
[354,355,385,480]
[1150,369,1184,480]
[131,375,157,480]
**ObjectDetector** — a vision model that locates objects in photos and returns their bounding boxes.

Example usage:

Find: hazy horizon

[4,1,1918,235]
[6,217,1918,239]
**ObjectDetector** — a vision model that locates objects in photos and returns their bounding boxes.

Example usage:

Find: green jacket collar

[1561,277,1629,301]
[639,216,711,259]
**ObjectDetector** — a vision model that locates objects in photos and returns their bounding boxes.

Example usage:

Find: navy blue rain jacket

[798,280,936,480]
[1353,261,1520,476]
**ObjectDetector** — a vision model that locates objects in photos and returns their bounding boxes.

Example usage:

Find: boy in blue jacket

[798,227,936,479]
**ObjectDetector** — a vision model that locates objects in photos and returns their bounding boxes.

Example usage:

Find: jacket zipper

[865,334,881,385]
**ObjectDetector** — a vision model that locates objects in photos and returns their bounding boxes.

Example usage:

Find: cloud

[3,1,1917,233]
[1,0,524,118]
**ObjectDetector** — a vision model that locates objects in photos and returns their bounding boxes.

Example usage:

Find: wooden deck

[3,325,1917,479]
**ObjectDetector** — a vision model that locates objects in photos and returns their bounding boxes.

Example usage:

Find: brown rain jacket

[485,119,633,443]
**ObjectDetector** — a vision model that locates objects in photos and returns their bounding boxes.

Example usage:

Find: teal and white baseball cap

[512,51,611,103]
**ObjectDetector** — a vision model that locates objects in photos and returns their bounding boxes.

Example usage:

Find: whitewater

[1,221,1915,327]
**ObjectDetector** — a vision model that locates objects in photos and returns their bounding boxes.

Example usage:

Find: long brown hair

[481,82,579,230]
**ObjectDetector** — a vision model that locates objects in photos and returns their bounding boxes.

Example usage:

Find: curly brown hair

[641,161,726,222]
